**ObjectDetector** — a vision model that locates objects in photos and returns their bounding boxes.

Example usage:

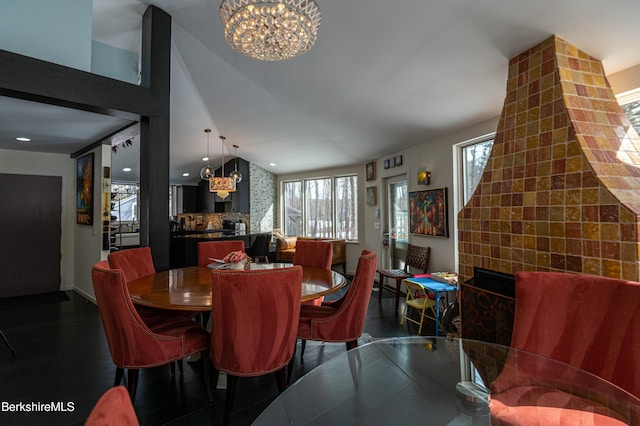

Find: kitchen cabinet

[176,185,197,213]
[196,157,250,213]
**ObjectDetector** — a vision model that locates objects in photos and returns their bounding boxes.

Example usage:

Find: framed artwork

[365,161,376,181]
[76,152,94,225]
[366,186,377,206]
[409,187,448,237]
[384,159,391,169]
[394,155,403,167]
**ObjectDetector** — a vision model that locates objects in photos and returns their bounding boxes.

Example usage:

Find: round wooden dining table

[127,263,347,311]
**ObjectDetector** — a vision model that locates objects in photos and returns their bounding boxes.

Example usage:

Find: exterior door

[384,175,408,269]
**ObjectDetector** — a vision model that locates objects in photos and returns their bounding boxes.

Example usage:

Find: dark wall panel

[0,173,62,297]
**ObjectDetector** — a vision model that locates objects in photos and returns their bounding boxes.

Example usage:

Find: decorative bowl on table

[223,251,251,269]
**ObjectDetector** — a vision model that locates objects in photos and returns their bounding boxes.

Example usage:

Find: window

[283,181,302,236]
[461,137,494,205]
[620,98,640,134]
[111,183,139,229]
[282,175,358,241]
[305,178,332,237]
[335,175,358,240]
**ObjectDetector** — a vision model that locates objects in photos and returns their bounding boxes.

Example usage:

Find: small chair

[209,266,303,425]
[85,386,139,426]
[92,261,211,402]
[197,240,245,267]
[246,233,271,263]
[400,280,436,335]
[489,271,640,425]
[293,250,377,367]
[377,244,430,311]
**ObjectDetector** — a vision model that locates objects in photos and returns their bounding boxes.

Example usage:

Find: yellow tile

[620,242,637,262]
[600,223,621,242]
[602,259,621,279]
[582,222,600,240]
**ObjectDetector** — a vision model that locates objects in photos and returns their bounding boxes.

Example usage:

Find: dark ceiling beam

[0,49,160,120]
[0,5,173,271]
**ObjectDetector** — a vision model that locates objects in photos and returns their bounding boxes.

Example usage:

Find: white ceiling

[3,0,640,184]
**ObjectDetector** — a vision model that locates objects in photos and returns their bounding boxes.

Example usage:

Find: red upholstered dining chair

[294,239,332,307]
[489,271,640,425]
[109,246,197,332]
[293,239,332,269]
[376,244,430,311]
[293,250,377,366]
[209,266,303,425]
[91,261,211,402]
[197,240,245,267]
[108,247,155,285]
[85,386,139,426]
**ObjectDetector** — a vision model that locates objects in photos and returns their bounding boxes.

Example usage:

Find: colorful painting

[409,187,448,237]
[76,153,94,225]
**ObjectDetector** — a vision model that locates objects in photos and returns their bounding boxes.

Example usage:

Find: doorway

[0,173,62,297]
[384,175,408,269]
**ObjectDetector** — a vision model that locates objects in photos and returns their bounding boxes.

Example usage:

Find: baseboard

[73,287,96,305]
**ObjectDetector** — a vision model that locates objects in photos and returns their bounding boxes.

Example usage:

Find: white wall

[0,149,76,290]
[609,64,640,95]
[73,145,111,301]
[367,118,500,274]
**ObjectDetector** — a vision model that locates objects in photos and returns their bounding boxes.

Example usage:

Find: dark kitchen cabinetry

[196,157,250,213]
[176,185,197,213]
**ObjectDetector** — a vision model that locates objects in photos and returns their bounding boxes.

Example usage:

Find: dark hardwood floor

[0,283,436,425]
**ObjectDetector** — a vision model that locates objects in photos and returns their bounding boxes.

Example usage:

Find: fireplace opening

[471,267,515,299]
[461,267,516,347]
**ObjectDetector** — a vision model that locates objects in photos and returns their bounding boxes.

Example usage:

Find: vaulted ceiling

[3,0,640,184]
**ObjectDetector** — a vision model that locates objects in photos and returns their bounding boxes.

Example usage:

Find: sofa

[275,236,346,273]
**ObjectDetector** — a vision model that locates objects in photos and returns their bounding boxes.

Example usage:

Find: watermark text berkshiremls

[2,401,75,413]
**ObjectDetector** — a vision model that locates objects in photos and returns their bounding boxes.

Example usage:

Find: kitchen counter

[170,232,271,268]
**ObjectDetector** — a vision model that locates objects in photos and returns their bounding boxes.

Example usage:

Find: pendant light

[199,129,214,180]
[229,144,243,183]
[209,135,236,199]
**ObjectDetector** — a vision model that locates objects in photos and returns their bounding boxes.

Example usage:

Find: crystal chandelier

[219,0,321,61]
[209,135,236,200]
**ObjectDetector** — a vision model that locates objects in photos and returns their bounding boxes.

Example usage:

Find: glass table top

[253,336,640,425]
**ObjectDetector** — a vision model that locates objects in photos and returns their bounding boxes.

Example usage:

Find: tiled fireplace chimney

[458,35,640,283]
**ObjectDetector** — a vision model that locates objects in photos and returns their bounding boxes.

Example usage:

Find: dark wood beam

[139,6,172,270]
[0,5,173,271]
[0,50,162,120]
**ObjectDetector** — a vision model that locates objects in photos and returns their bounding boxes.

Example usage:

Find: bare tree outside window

[335,175,358,240]
[282,175,358,240]
[283,181,302,236]
[305,178,332,238]
[462,139,494,205]
[621,99,640,135]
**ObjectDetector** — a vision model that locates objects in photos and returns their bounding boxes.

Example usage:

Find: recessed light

[182,172,190,177]
[269,162,276,167]
[16,137,30,142]
[123,167,132,172]
[202,157,209,162]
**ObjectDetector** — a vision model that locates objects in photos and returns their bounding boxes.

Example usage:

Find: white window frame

[281,174,358,241]
[452,133,496,271]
